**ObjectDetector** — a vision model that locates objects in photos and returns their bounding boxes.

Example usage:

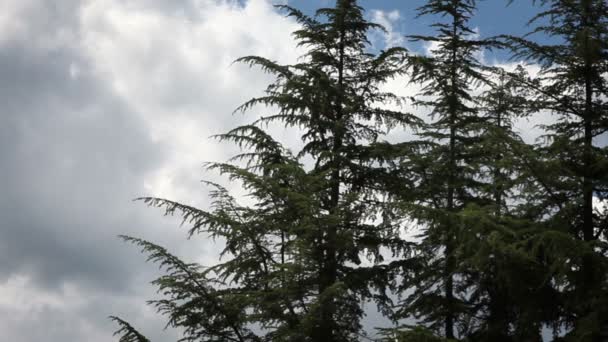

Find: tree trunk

[315,11,346,342]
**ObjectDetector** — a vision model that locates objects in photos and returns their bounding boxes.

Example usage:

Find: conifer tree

[504,0,608,340]
[390,1,507,339]
[111,1,416,341]
[460,67,551,342]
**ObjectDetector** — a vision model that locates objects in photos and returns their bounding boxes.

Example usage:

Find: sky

[0,0,569,341]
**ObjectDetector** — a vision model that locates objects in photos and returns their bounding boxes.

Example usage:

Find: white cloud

[370,9,404,48]
[79,0,303,203]
[595,197,608,215]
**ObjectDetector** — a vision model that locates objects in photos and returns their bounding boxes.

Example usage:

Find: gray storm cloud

[0,0,301,340]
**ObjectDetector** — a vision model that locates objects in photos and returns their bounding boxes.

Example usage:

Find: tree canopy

[111,1,608,341]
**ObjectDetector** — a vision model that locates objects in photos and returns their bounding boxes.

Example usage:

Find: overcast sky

[0,0,584,341]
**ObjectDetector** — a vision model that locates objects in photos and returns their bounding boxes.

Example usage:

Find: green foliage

[501,0,608,340]
[111,1,415,341]
[110,317,150,342]
[110,1,608,341]
[391,0,515,339]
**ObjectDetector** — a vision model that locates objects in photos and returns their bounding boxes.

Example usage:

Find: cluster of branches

[111,1,608,341]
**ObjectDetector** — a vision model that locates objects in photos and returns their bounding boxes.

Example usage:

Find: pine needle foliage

[389,1,520,340]
[108,1,608,341]
[111,1,417,341]
[502,0,608,340]
[110,316,151,342]
[458,67,554,342]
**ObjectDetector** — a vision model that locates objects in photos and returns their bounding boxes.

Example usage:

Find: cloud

[79,0,304,200]
[370,9,404,48]
[0,0,302,341]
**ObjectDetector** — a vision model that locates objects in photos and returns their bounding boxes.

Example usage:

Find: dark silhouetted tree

[390,0,500,339]
[504,0,608,340]
[111,1,417,341]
